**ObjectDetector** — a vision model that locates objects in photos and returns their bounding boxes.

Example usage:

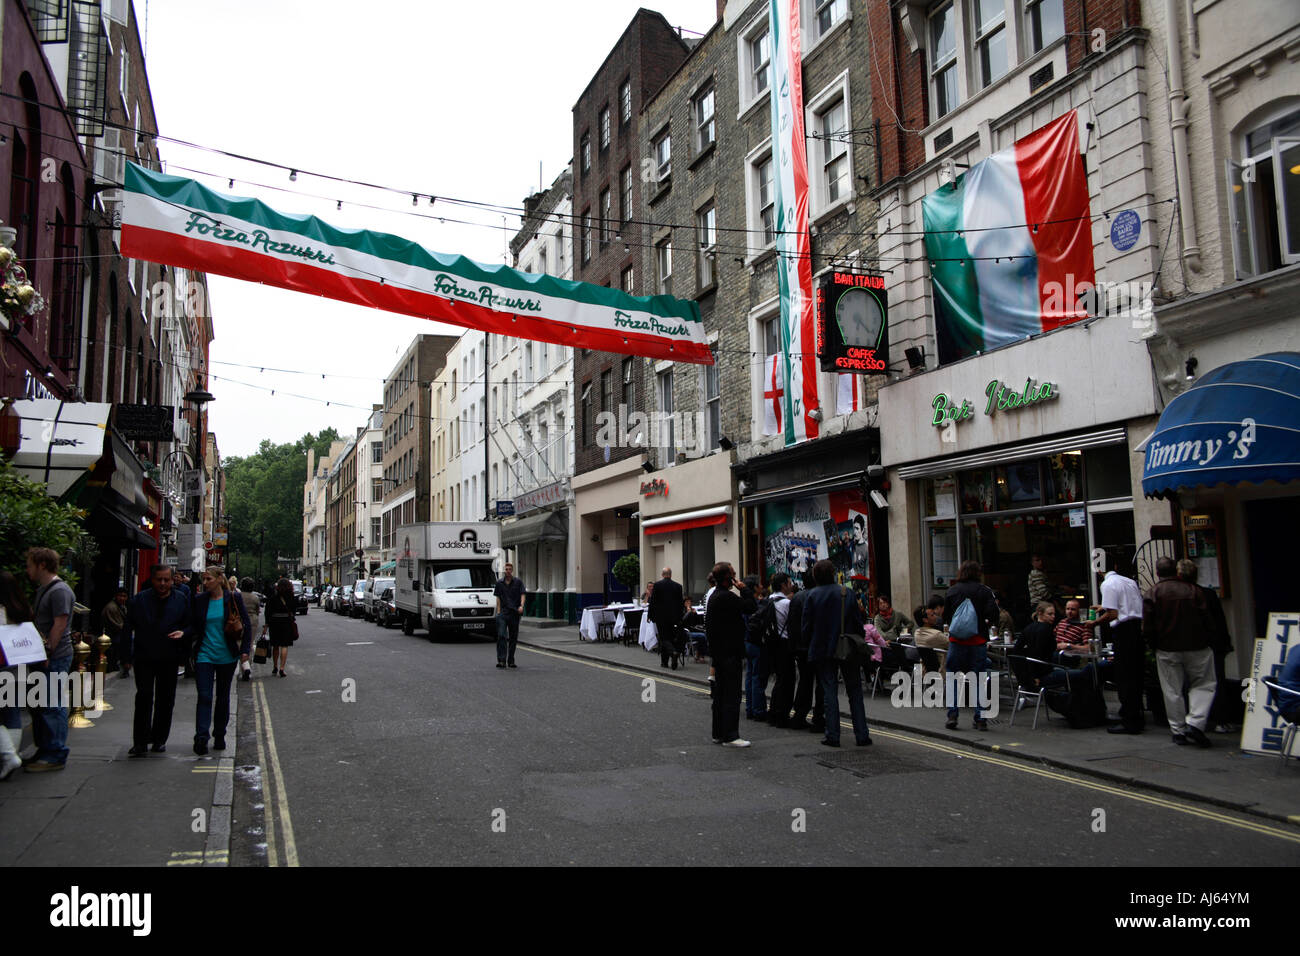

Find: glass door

[1087,503,1136,606]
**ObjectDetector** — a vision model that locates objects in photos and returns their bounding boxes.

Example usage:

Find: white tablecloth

[639,616,659,651]
[579,604,639,641]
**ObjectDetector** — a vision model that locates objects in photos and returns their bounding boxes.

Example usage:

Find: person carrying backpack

[942,560,1000,731]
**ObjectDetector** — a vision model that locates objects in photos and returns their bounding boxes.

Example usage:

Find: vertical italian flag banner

[922,110,1094,365]
[768,0,819,445]
[120,162,712,364]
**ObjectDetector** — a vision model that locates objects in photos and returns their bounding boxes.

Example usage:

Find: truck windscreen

[428,564,497,590]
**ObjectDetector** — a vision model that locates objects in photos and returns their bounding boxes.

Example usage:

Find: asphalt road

[228,606,1300,867]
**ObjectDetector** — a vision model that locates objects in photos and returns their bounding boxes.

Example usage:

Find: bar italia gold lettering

[930,377,1059,427]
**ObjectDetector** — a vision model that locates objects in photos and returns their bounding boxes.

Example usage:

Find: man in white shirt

[1094,560,1145,735]
[767,573,796,727]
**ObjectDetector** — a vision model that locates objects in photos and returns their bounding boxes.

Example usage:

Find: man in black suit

[802,560,871,748]
[648,567,685,670]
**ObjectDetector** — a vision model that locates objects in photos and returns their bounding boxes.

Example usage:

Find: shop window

[1084,444,1133,500]
[1044,451,1083,504]
[1227,107,1300,277]
[960,468,996,513]
[996,461,1042,510]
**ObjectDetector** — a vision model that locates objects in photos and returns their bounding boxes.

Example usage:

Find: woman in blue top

[189,565,252,756]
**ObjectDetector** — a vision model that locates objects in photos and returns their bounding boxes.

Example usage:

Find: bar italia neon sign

[931,377,1060,427]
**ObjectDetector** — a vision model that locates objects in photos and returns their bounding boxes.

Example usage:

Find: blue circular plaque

[1110,209,1141,252]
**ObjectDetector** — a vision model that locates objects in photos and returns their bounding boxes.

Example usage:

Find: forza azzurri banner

[768,0,819,444]
[120,163,711,364]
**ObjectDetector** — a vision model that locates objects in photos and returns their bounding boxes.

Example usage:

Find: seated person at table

[872,593,914,642]
[683,597,707,662]
[1012,602,1060,687]
[912,597,947,672]
[1054,599,1095,656]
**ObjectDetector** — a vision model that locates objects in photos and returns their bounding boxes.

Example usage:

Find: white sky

[141,0,714,458]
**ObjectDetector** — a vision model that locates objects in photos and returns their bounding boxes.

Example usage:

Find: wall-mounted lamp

[642,460,655,473]
[718,436,735,451]
[1185,357,1198,381]
[904,346,926,373]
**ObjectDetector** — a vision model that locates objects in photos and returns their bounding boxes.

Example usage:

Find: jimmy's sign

[121,163,711,364]
[817,272,889,374]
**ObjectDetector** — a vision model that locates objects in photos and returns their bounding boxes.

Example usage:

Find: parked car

[364,577,394,622]
[350,579,370,618]
[291,580,309,615]
[339,585,355,615]
[304,585,316,606]
[375,586,398,628]
[325,586,340,612]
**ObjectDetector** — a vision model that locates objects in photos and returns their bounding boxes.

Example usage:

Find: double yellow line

[522,645,1300,845]
[251,680,300,866]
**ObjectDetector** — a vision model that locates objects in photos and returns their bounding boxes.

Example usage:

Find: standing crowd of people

[1,549,301,779]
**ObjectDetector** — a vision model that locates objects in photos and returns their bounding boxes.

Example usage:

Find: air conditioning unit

[174,418,191,444]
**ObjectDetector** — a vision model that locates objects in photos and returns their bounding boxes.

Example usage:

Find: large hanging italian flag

[769,0,819,445]
[121,163,711,364]
[922,111,1094,365]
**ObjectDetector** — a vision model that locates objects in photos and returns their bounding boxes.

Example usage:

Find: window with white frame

[600,188,612,244]
[539,342,548,378]
[696,204,716,289]
[1228,107,1300,278]
[581,211,592,262]
[972,0,1008,89]
[930,3,958,119]
[1025,0,1064,53]
[653,129,671,182]
[811,0,847,38]
[747,149,776,249]
[599,106,611,150]
[581,132,591,174]
[694,85,715,153]
[740,18,771,108]
[620,79,632,126]
[807,80,852,215]
[620,166,632,223]
[621,264,634,293]
[656,238,673,295]
[657,368,675,457]
[704,343,720,451]
[621,358,634,412]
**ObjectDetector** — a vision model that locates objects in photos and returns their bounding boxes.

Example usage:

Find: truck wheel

[427,616,437,641]
[401,613,414,636]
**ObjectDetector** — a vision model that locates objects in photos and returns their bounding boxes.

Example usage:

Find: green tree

[224,428,340,580]
[0,459,97,594]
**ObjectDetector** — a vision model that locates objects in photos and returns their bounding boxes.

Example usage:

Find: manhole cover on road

[806,749,945,778]
[1086,755,1187,774]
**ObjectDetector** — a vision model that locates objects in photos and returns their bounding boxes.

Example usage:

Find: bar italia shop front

[879,315,1171,626]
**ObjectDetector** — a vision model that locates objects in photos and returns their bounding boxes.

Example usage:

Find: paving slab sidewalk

[518,624,1300,826]
[0,669,237,867]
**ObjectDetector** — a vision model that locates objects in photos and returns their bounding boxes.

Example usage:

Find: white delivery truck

[394,522,501,639]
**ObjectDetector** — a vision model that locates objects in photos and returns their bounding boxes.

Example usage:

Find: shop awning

[500,509,568,547]
[642,506,729,535]
[10,400,110,497]
[1142,352,1300,499]
[737,473,860,508]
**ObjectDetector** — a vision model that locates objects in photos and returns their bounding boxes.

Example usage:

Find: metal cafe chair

[1007,654,1074,730]
[1261,678,1300,770]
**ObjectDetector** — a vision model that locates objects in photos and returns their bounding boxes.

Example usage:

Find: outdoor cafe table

[579,603,638,642]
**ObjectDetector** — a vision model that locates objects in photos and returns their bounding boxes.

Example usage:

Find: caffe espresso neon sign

[930,377,1060,427]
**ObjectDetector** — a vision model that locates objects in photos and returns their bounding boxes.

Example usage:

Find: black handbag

[832,587,868,663]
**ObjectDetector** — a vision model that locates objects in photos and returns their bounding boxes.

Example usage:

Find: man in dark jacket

[705,562,749,748]
[802,560,871,747]
[942,560,1000,731]
[788,572,824,731]
[123,564,192,756]
[1145,557,1214,747]
[648,567,685,670]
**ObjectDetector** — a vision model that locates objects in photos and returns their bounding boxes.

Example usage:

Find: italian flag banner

[768,0,819,445]
[922,111,1094,366]
[121,163,711,364]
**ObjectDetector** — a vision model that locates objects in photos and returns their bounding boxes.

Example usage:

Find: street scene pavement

[5,609,1297,868]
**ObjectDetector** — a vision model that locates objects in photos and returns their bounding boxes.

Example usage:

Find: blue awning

[1142,352,1300,498]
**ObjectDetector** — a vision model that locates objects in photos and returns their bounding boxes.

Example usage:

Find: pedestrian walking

[100,588,129,676]
[788,572,824,733]
[941,559,1000,731]
[740,574,768,720]
[0,570,34,780]
[23,547,76,772]
[264,579,297,677]
[705,562,748,747]
[236,577,262,682]
[802,559,871,747]
[765,573,796,727]
[648,567,685,670]
[123,564,191,756]
[189,566,252,755]
[1094,557,1145,736]
[1144,558,1215,747]
[494,562,525,669]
